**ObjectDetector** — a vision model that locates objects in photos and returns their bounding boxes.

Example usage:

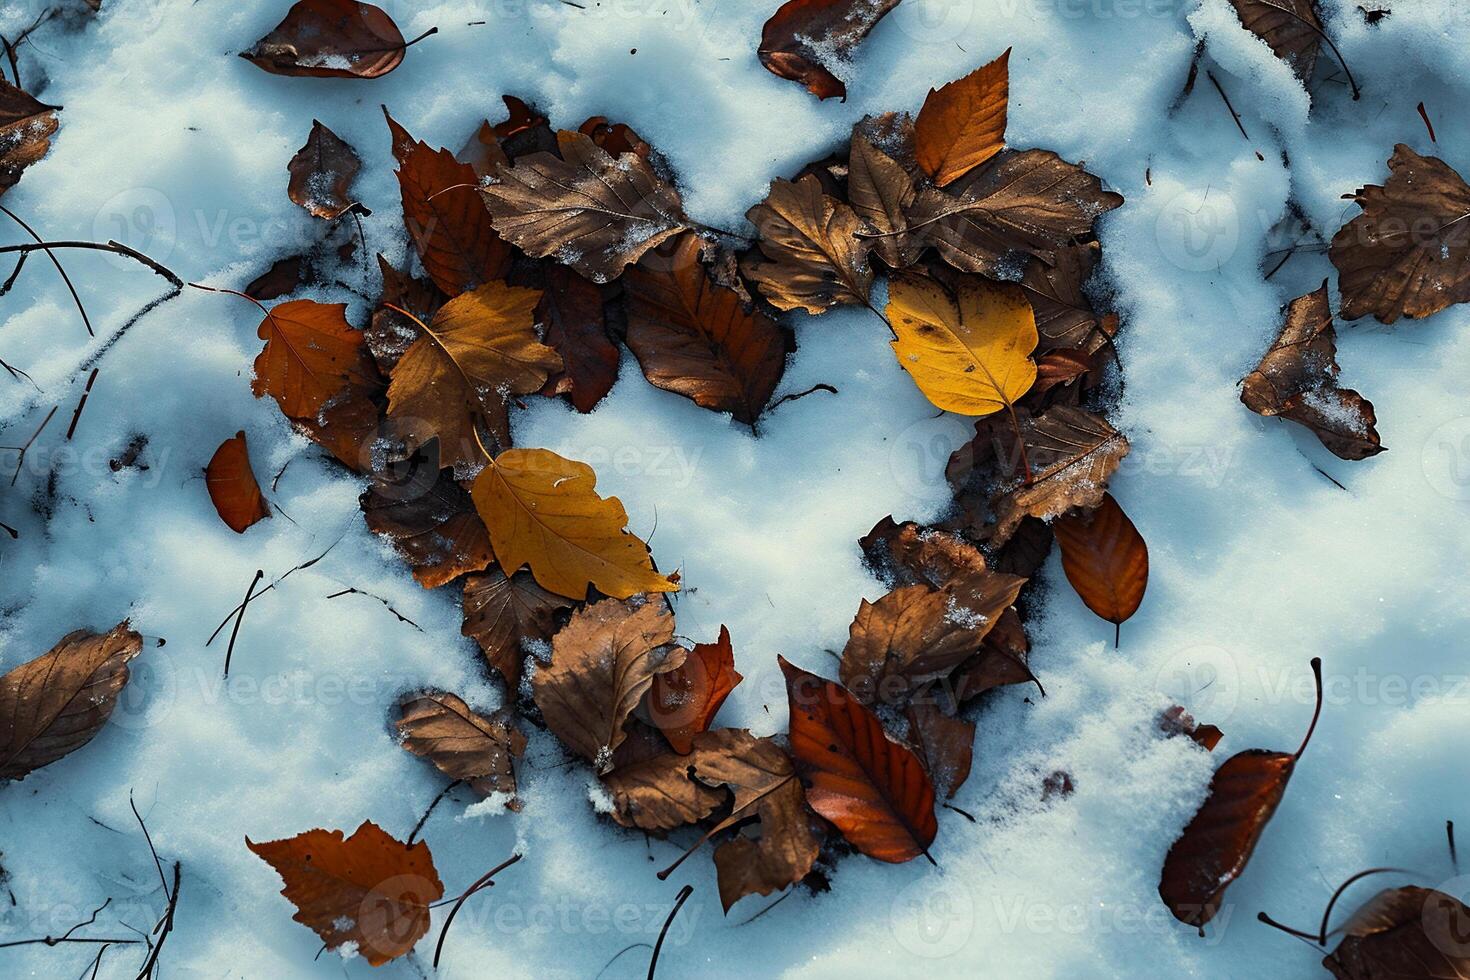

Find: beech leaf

[1227,0,1323,80]
[757,0,903,101]
[743,174,874,314]
[913,48,1010,187]
[241,0,413,80]
[848,124,922,269]
[395,691,526,805]
[205,431,271,533]
[1324,885,1470,978]
[906,700,975,799]
[1052,492,1149,641]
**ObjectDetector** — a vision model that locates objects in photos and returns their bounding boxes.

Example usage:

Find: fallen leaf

[247,821,443,966]
[578,115,651,159]
[481,130,687,283]
[206,431,271,533]
[848,125,922,269]
[858,517,989,590]
[532,598,682,772]
[625,236,794,424]
[1227,0,1322,80]
[0,78,59,195]
[911,149,1123,277]
[461,568,570,690]
[251,299,378,420]
[360,456,495,589]
[1030,348,1094,398]
[887,273,1038,416]
[246,254,310,300]
[951,607,1036,701]
[388,110,515,296]
[1020,243,1115,354]
[1159,705,1223,752]
[1330,144,1470,323]
[1159,659,1322,929]
[288,120,362,220]
[906,700,975,799]
[240,0,412,79]
[600,722,726,831]
[647,625,742,753]
[384,280,560,476]
[368,254,443,375]
[1241,282,1384,460]
[743,174,874,314]
[471,448,678,600]
[536,264,619,413]
[1052,492,1149,640]
[779,656,937,863]
[1323,886,1470,978]
[758,0,903,101]
[0,623,142,781]
[395,691,527,804]
[914,48,1010,186]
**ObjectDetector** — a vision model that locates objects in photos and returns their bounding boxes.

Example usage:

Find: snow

[3,0,1470,977]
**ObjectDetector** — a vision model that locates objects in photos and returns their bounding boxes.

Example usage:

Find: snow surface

[3,0,1470,977]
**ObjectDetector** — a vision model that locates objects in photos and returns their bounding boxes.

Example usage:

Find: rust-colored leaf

[252,299,377,421]
[288,120,362,220]
[1052,492,1149,641]
[779,656,937,863]
[206,431,271,533]
[0,622,142,781]
[0,77,59,195]
[360,457,494,589]
[460,567,570,690]
[1159,705,1223,752]
[951,606,1036,701]
[758,0,902,101]
[240,0,412,79]
[906,700,974,799]
[599,722,726,831]
[578,115,651,159]
[395,691,527,805]
[647,625,742,753]
[743,174,873,314]
[1324,885,1470,978]
[536,264,619,413]
[247,821,444,966]
[1159,659,1322,930]
[914,48,1010,187]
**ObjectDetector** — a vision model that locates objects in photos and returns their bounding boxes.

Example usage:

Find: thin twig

[223,569,264,678]
[407,780,463,845]
[5,404,57,485]
[432,853,523,968]
[206,538,341,644]
[326,587,423,632]
[769,383,838,412]
[0,205,94,336]
[132,862,180,980]
[0,240,182,288]
[0,899,140,949]
[648,885,693,979]
[66,369,98,440]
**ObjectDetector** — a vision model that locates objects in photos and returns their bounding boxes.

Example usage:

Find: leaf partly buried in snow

[779,656,937,863]
[906,700,975,799]
[914,48,1010,187]
[625,236,794,424]
[911,149,1123,277]
[288,120,363,220]
[461,568,570,690]
[743,174,874,314]
[1227,0,1322,80]
[0,77,59,195]
[532,598,681,772]
[1020,243,1114,354]
[241,0,412,79]
[647,625,742,753]
[1240,282,1383,460]
[887,274,1038,417]
[858,516,989,589]
[0,622,142,782]
[536,264,619,413]
[848,124,922,269]
[247,821,444,967]
[1053,492,1149,634]
[1323,885,1470,979]
[385,280,560,476]
[395,691,527,804]
[252,299,379,421]
[481,130,687,283]
[1330,144,1470,324]
[470,448,678,601]
[360,456,494,589]
[758,0,903,101]
[206,431,271,533]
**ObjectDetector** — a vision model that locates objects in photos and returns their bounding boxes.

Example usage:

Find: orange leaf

[247,821,444,966]
[205,431,270,533]
[251,299,375,420]
[914,48,1010,187]
[647,625,743,753]
[778,656,936,863]
[1052,492,1148,642]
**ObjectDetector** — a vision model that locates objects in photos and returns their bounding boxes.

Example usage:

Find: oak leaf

[1330,144,1470,323]
[241,0,412,79]
[481,130,687,283]
[247,821,444,966]
[743,175,874,314]
[288,120,363,220]
[779,656,937,863]
[625,236,794,424]
[758,0,902,101]
[887,274,1038,416]
[206,431,271,533]
[460,568,570,690]
[1241,282,1383,460]
[913,48,1010,187]
[647,625,742,753]
[532,598,681,772]
[470,448,678,600]
[385,280,560,476]
[536,264,619,413]
[360,456,494,589]
[395,691,526,805]
[0,77,59,195]
[0,622,142,781]
[1052,492,1149,642]
[1227,0,1322,80]
[848,124,922,269]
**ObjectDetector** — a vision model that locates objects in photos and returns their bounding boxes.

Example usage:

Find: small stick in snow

[0,898,140,950]
[768,383,838,412]
[1449,820,1458,871]
[1418,102,1437,143]
[5,404,57,486]
[648,885,693,980]
[206,538,342,644]
[432,853,523,968]
[0,205,94,336]
[223,569,264,678]
[326,587,424,631]
[407,780,463,845]
[66,369,99,440]
[1206,72,1264,162]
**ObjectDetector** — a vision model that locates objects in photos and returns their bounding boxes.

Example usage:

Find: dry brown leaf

[0,622,142,782]
[471,448,678,600]
[206,431,271,533]
[858,516,989,589]
[951,606,1036,701]
[532,598,682,772]
[1053,492,1150,641]
[600,722,726,831]
[758,0,903,101]
[625,236,794,424]
[460,567,570,690]
[848,124,922,269]
[240,0,413,79]
[1228,0,1323,79]
[360,457,495,589]
[1241,282,1384,460]
[743,174,873,314]
[1020,243,1113,354]
[0,78,59,195]
[247,821,444,966]
[252,299,378,420]
[647,625,742,753]
[906,700,975,799]
[481,130,687,283]
[536,264,619,413]
[914,48,1010,187]
[368,254,443,375]
[1329,144,1470,323]
[395,691,527,805]
[288,120,362,220]
[578,115,652,159]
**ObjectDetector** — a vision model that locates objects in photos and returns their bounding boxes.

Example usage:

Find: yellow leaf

[887,275,1037,416]
[914,48,1010,187]
[471,448,678,600]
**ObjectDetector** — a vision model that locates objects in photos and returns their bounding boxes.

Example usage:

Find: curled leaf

[758,0,903,101]
[647,625,742,753]
[241,0,413,79]
[395,691,526,805]
[287,120,363,220]
[206,431,271,533]
[0,77,59,195]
